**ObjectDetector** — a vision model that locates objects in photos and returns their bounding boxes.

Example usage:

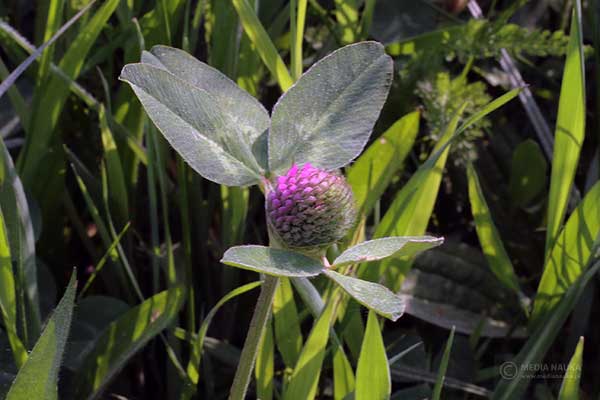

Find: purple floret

[266,163,356,248]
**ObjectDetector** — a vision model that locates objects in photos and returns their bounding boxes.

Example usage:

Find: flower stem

[228,275,279,400]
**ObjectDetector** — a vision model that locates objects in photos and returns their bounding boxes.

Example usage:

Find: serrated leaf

[333,236,443,267]
[355,311,390,400]
[269,41,393,174]
[142,45,270,170]
[221,245,324,277]
[120,63,262,186]
[6,273,77,400]
[324,270,404,321]
[75,286,186,399]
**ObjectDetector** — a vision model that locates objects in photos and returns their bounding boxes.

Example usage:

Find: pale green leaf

[221,245,324,277]
[255,318,274,400]
[333,343,355,400]
[324,270,405,321]
[272,278,303,367]
[120,63,262,186]
[355,311,390,400]
[333,236,443,268]
[142,45,270,170]
[269,41,393,174]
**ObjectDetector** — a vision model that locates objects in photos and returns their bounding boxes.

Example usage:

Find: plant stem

[228,275,279,400]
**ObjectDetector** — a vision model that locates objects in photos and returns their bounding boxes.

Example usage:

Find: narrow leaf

[6,273,77,400]
[324,270,405,321]
[347,111,420,217]
[531,181,600,326]
[221,245,324,277]
[231,0,294,91]
[558,337,583,400]
[467,164,521,294]
[355,311,390,400]
[432,327,455,400]
[75,286,186,399]
[272,278,303,367]
[283,300,336,400]
[255,318,274,400]
[545,3,586,255]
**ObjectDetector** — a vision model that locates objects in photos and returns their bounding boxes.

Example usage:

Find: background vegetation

[0,0,598,399]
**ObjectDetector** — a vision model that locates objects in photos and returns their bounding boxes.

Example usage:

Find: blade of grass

[290,0,307,80]
[183,281,261,399]
[531,181,600,327]
[467,163,522,295]
[6,272,76,400]
[545,1,586,256]
[432,327,456,400]
[0,206,27,368]
[35,0,64,89]
[558,336,583,400]
[493,260,600,400]
[355,311,390,400]
[283,298,337,400]
[272,277,303,368]
[74,286,186,399]
[256,318,275,400]
[231,0,294,91]
[0,0,96,100]
[333,341,355,400]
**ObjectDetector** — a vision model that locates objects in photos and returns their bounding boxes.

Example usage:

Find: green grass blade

[347,111,420,219]
[334,0,359,44]
[283,299,336,400]
[333,342,355,400]
[185,281,261,388]
[545,2,586,256]
[290,0,307,80]
[359,105,465,284]
[0,1,95,100]
[531,181,600,327]
[17,0,119,185]
[493,261,600,400]
[75,286,186,399]
[432,327,456,400]
[255,318,275,400]
[355,311,390,400]
[35,0,64,86]
[231,0,293,91]
[0,140,41,344]
[0,206,27,368]
[99,105,129,225]
[6,272,77,400]
[467,163,521,294]
[558,336,583,400]
[272,277,303,368]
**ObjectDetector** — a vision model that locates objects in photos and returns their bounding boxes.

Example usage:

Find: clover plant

[120,41,443,399]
